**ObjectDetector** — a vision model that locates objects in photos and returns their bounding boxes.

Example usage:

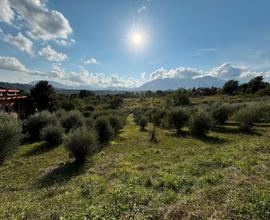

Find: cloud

[138,6,147,13]
[1,32,33,55]
[0,56,42,75]
[48,66,141,88]
[0,0,14,24]
[39,45,67,62]
[208,63,262,81]
[54,38,76,47]
[149,63,270,82]
[149,67,202,80]
[84,58,99,65]
[141,72,146,81]
[1,0,72,41]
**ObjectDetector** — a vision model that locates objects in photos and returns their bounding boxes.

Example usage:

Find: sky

[1,0,270,88]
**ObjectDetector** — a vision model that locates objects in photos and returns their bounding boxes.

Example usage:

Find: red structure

[0,88,28,118]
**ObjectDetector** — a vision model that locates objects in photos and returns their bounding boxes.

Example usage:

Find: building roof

[0,89,20,92]
[0,96,27,101]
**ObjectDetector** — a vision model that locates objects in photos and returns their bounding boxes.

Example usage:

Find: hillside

[0,114,269,219]
[139,76,225,91]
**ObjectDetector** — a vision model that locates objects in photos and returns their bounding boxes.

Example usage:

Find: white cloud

[149,67,202,80]
[208,63,262,81]
[141,72,146,81]
[149,63,269,83]
[0,0,14,24]
[1,32,33,55]
[0,56,42,75]
[54,38,76,47]
[39,45,67,62]
[84,58,99,65]
[138,6,147,13]
[48,66,141,88]
[2,0,72,41]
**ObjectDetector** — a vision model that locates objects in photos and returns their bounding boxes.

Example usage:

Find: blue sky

[1,0,270,88]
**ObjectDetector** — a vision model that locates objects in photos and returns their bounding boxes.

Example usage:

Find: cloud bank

[149,63,270,83]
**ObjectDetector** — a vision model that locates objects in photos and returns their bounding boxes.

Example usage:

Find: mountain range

[0,76,226,92]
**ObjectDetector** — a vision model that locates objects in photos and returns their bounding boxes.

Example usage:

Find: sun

[132,33,143,45]
[130,31,145,49]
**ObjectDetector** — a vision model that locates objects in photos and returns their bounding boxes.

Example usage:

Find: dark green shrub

[61,110,84,132]
[40,125,64,146]
[108,115,124,136]
[234,105,261,132]
[167,108,188,134]
[64,128,97,162]
[23,111,56,140]
[138,115,148,131]
[210,104,229,125]
[85,117,94,129]
[151,109,167,126]
[169,90,190,106]
[189,112,212,136]
[94,117,113,144]
[0,114,22,164]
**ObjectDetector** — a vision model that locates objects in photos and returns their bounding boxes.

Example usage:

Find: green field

[0,114,269,219]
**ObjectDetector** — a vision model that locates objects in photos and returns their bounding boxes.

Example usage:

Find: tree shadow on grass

[23,142,58,157]
[165,130,189,138]
[213,126,261,136]
[194,135,226,144]
[35,160,86,188]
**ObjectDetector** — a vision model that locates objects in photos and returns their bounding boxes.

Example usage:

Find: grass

[0,115,269,219]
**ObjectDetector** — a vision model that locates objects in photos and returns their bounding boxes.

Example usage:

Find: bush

[138,115,148,131]
[40,125,64,146]
[210,104,230,125]
[167,108,188,134]
[234,105,261,132]
[61,110,84,132]
[0,113,22,164]
[23,111,56,140]
[64,128,97,162]
[94,117,113,144]
[150,109,167,126]
[170,90,190,106]
[108,115,124,136]
[189,112,212,136]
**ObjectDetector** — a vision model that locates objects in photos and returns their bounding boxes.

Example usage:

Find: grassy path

[0,115,269,219]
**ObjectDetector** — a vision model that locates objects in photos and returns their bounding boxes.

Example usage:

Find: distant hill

[138,76,225,91]
[0,82,32,91]
[1,76,226,93]
[30,80,101,90]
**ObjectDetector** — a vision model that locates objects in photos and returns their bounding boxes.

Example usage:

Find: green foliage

[40,124,64,146]
[0,114,21,164]
[234,105,261,132]
[223,80,239,95]
[169,89,190,106]
[108,95,124,109]
[23,111,56,140]
[167,108,188,134]
[137,115,148,131]
[189,112,212,136]
[108,115,124,137]
[79,90,95,98]
[61,110,84,132]
[30,81,57,111]
[210,103,230,125]
[150,108,167,126]
[94,117,113,144]
[64,128,97,162]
